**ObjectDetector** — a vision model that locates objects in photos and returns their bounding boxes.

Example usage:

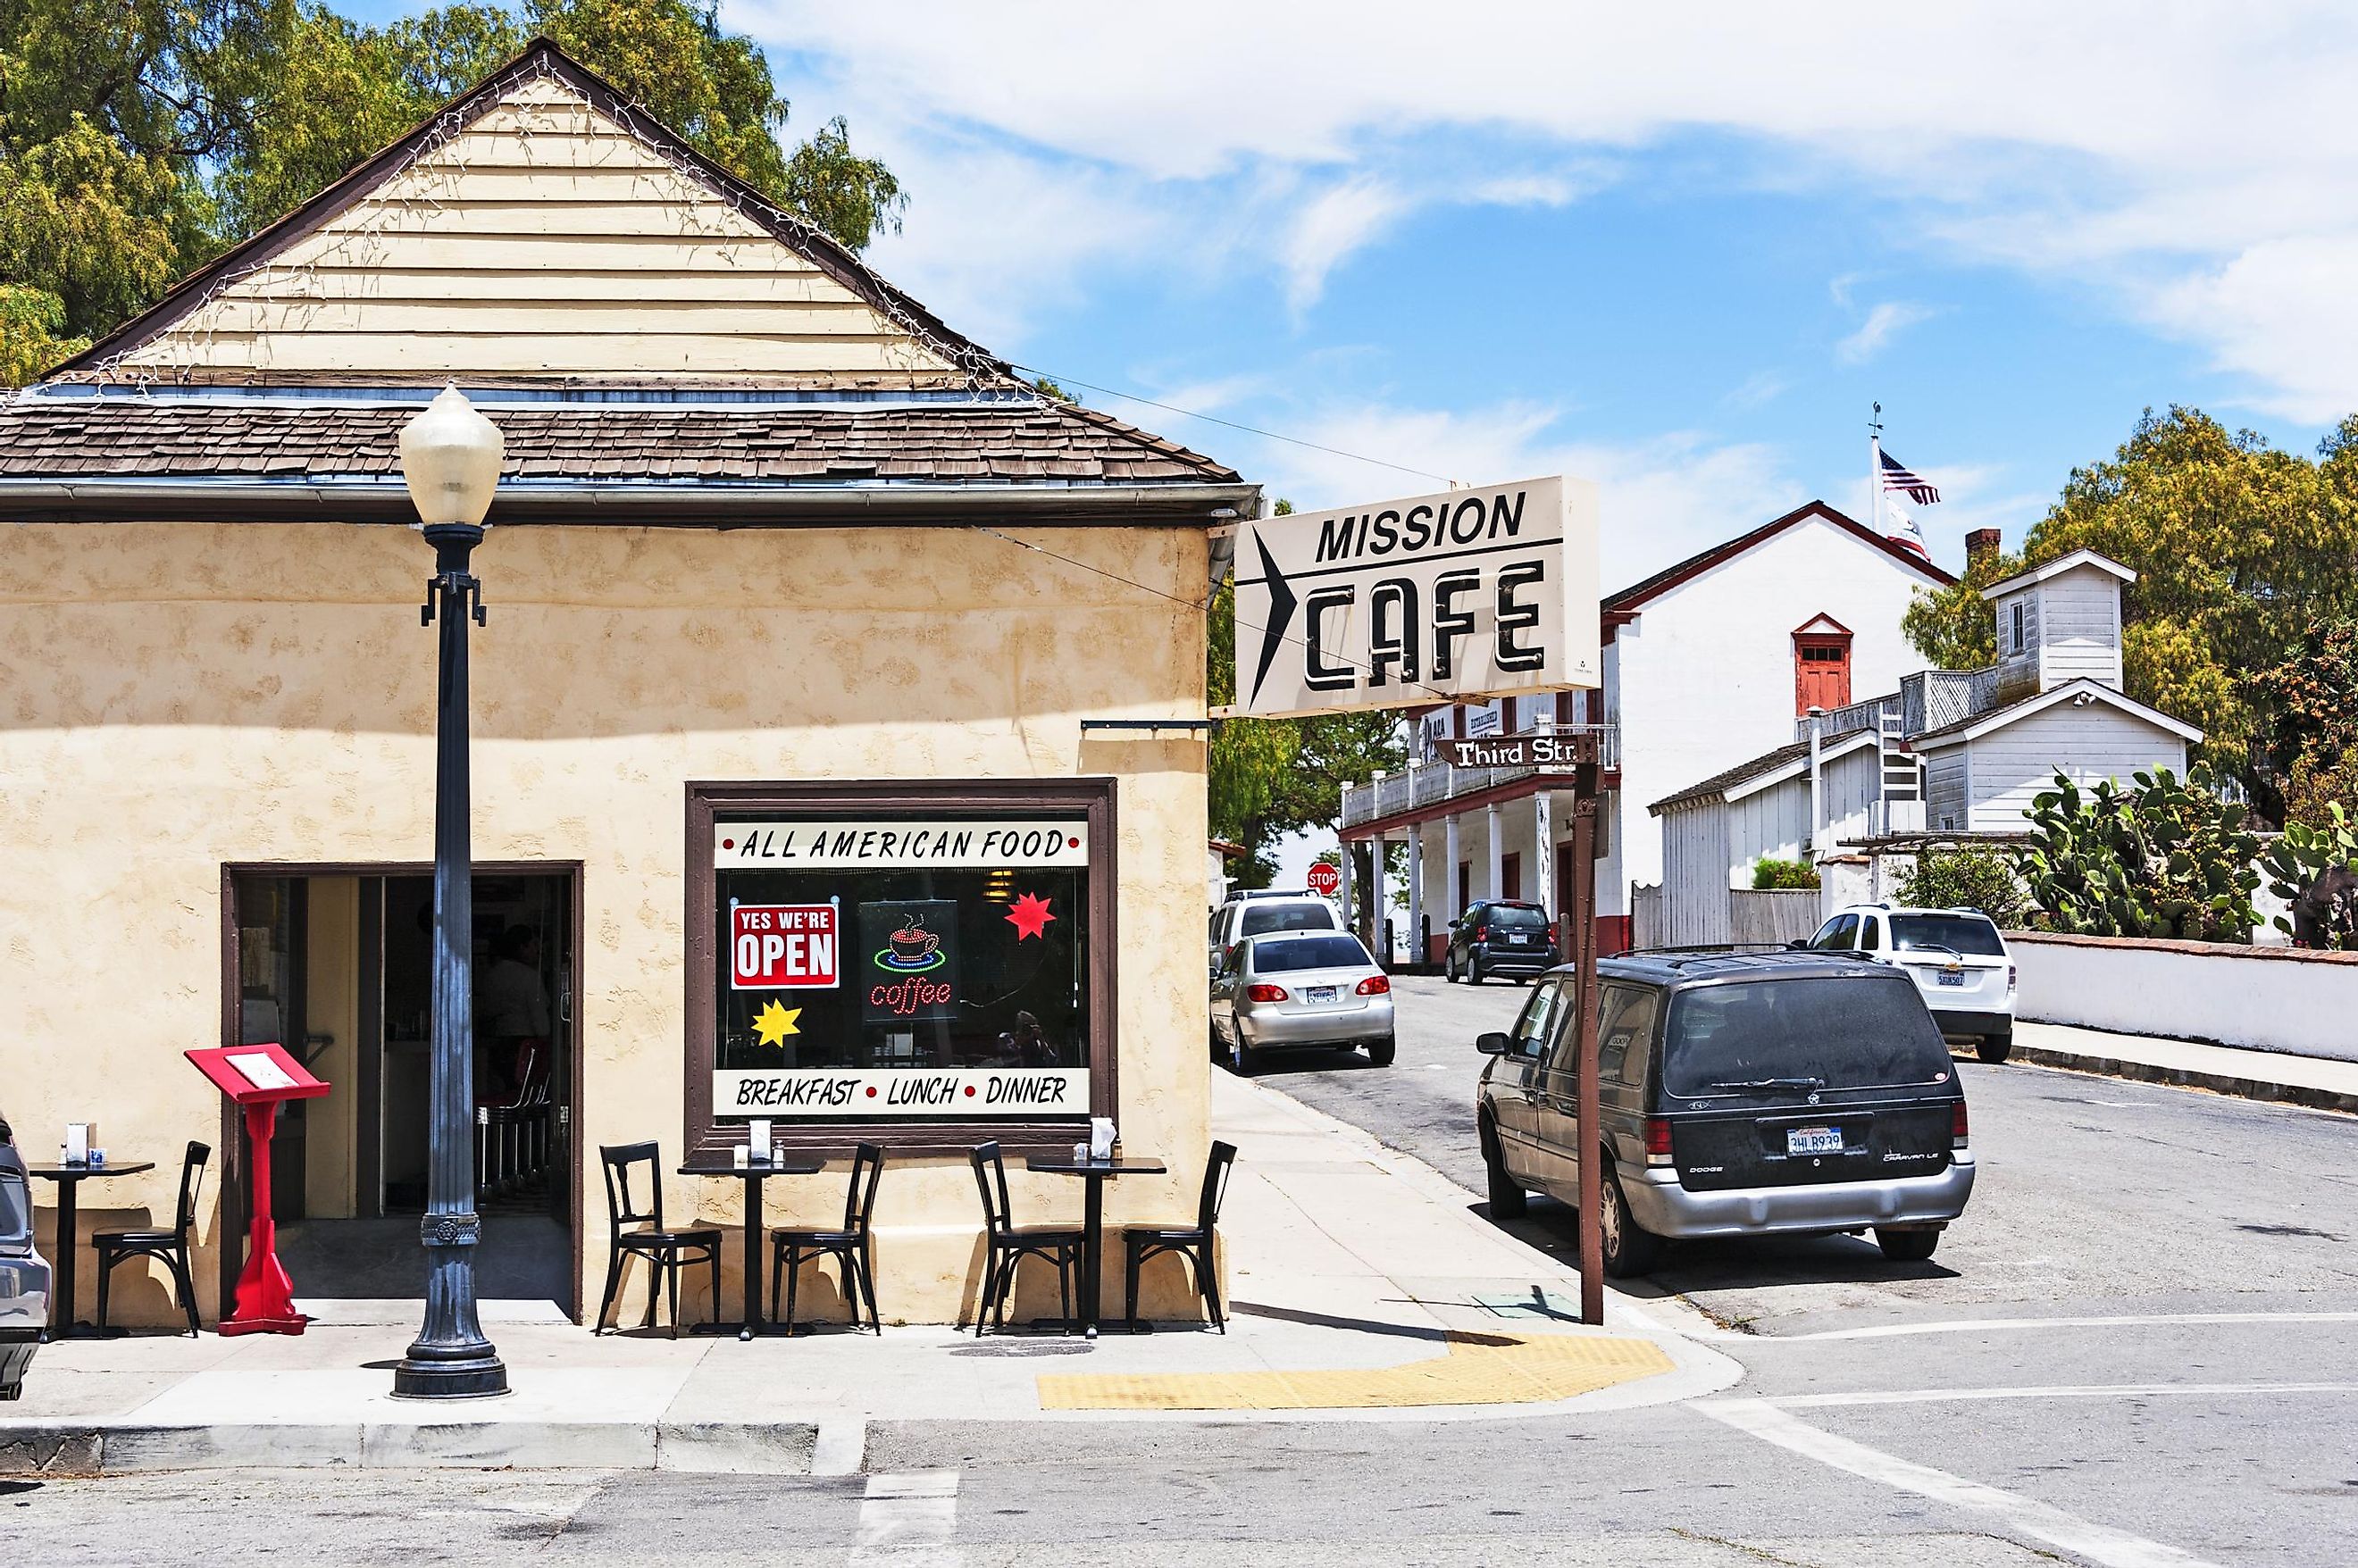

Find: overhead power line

[1010,363,1459,487]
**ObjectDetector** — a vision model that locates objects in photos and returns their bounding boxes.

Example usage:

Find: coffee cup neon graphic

[875,912,945,973]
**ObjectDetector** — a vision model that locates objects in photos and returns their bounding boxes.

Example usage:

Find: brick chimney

[1965,528,2002,571]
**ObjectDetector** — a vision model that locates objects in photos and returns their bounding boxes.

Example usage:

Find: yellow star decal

[751,998,803,1048]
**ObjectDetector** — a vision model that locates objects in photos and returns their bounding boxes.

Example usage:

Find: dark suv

[0,1112,48,1398]
[1475,949,1973,1274]
[1444,900,1557,984]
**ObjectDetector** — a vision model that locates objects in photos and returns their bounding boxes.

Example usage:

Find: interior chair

[476,1039,549,1194]
[769,1142,885,1335]
[1124,1139,1238,1334]
[480,1039,549,1194]
[595,1141,722,1337]
[968,1141,1083,1335]
[94,1140,209,1337]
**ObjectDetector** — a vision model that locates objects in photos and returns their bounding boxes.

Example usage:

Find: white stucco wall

[2011,933,2358,1063]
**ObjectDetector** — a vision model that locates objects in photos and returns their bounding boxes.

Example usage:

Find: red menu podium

[187,1043,330,1336]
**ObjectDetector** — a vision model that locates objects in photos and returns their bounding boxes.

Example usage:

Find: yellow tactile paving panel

[1036,1330,1676,1411]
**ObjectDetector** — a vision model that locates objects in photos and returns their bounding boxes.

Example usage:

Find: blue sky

[338,4,2358,589]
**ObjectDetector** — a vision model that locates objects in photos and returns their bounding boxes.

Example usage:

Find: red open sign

[731,902,840,989]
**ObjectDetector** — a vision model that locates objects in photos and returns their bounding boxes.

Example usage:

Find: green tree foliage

[1750,856,1819,891]
[2247,616,2358,827]
[2016,763,2260,942]
[1,0,904,384]
[1208,499,1407,887]
[1896,845,2026,925]
[1903,407,2358,822]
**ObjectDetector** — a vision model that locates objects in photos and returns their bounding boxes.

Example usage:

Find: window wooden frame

[1792,615,1855,715]
[682,778,1118,1161]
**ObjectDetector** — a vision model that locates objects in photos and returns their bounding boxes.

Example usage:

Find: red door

[1794,637,1852,713]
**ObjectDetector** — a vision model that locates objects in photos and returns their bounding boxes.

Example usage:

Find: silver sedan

[1209,930,1396,1074]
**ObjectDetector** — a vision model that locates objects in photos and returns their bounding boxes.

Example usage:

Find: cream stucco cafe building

[0,42,1252,1327]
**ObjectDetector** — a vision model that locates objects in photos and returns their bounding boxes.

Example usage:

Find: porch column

[1338,834,1354,919]
[1534,791,1555,950]
[1407,822,1426,964]
[1443,812,1463,927]
[1486,801,1504,900]
[1372,833,1392,963]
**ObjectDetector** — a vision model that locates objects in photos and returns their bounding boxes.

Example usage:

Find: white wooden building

[1337,501,1952,957]
[1646,545,2201,941]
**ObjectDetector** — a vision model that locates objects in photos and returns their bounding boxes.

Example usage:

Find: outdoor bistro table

[678,1155,824,1340]
[1024,1154,1166,1339]
[26,1162,156,1341]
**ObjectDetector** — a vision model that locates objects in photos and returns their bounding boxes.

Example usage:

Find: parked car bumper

[1475,945,1554,973]
[1929,1008,2011,1038]
[1238,997,1396,1047]
[1622,1155,1976,1239]
[0,1255,49,1399]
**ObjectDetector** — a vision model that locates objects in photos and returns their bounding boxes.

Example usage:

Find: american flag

[1880,449,1941,505]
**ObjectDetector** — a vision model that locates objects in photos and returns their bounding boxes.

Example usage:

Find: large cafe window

[685,780,1116,1156]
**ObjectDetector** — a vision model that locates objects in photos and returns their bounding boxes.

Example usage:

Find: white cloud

[1281,177,1409,312]
[1836,302,1936,365]
[741,0,2358,414]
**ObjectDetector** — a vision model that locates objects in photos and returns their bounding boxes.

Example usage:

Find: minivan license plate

[1307,985,1338,1004]
[1786,1125,1843,1155]
[1936,969,1966,987]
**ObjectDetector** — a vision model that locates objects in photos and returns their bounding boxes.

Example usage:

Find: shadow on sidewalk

[1230,1301,1512,1347]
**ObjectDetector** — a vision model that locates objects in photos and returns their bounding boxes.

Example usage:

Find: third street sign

[1440,730,1597,770]
[1229,474,1600,719]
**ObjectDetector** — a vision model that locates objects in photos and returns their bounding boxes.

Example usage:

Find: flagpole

[1869,402,1884,540]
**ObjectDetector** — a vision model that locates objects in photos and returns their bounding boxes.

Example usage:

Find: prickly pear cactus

[2016,763,2260,942]
[2259,804,2358,948]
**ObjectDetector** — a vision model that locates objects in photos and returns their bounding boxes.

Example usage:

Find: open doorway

[222,865,581,1319]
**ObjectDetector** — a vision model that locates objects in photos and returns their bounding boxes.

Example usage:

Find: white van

[1208,890,1342,972]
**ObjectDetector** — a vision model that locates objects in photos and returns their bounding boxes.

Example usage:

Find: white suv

[1802,905,2018,1063]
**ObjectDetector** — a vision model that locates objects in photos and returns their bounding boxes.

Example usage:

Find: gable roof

[1650,725,1880,814]
[1604,501,1955,615]
[5,39,1253,522]
[48,38,1003,390]
[1979,547,2137,603]
[1910,677,2203,750]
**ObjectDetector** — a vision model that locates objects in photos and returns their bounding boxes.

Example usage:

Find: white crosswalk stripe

[849,1470,962,1566]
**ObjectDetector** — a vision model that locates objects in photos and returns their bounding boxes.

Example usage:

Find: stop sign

[1306,861,1342,896]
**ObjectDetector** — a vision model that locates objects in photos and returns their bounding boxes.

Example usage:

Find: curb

[2013,1045,2358,1115]
[0,1419,819,1477]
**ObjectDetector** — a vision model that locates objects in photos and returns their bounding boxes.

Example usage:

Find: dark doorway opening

[222,866,581,1319]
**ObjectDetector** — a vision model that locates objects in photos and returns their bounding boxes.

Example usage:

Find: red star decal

[1006,891,1056,940]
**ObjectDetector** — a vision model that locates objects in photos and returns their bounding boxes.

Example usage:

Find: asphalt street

[9,975,2355,1565]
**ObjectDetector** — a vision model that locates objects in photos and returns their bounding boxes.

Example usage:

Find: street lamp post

[391,386,509,1400]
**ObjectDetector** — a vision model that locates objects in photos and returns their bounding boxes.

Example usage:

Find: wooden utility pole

[1568,738,1604,1324]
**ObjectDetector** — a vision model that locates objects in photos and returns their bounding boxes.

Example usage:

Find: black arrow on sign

[1247,529,1297,708]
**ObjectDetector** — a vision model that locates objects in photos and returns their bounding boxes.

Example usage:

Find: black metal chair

[94,1140,208,1337]
[595,1142,722,1338]
[968,1141,1083,1335]
[1124,1139,1237,1333]
[770,1142,885,1335]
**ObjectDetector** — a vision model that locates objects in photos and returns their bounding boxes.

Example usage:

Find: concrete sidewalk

[2015,1019,2358,1113]
[0,1072,1736,1476]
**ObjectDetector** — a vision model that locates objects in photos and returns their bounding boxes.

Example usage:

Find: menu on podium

[185,1041,330,1335]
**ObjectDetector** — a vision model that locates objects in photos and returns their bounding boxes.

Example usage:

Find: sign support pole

[1569,736,1604,1325]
